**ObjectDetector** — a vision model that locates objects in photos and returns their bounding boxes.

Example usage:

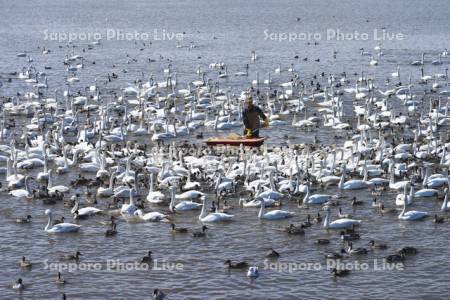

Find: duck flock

[1,40,450,298]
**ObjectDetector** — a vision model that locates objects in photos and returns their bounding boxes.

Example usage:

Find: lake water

[0,0,450,299]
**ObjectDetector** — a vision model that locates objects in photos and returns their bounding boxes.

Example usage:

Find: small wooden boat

[205,135,265,147]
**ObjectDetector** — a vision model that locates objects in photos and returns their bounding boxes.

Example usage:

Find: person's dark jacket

[243,105,267,130]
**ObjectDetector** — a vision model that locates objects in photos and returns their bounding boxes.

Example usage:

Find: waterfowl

[340,231,360,241]
[368,240,388,249]
[153,289,165,300]
[55,272,66,284]
[105,223,118,236]
[395,184,413,206]
[224,260,249,269]
[47,170,70,195]
[323,207,362,229]
[351,197,364,206]
[146,174,166,204]
[331,268,350,277]
[45,209,81,233]
[9,176,32,198]
[414,188,438,198]
[397,246,418,255]
[265,248,280,258]
[71,200,102,219]
[346,242,368,255]
[134,209,169,222]
[433,214,444,223]
[389,164,409,190]
[303,184,331,204]
[398,198,428,221]
[170,186,202,212]
[60,251,82,261]
[97,172,116,197]
[338,167,372,190]
[15,215,32,223]
[324,250,346,259]
[239,197,277,208]
[314,212,322,223]
[198,197,234,222]
[302,215,312,227]
[192,225,208,237]
[12,278,24,290]
[338,207,352,218]
[247,266,259,278]
[316,238,330,244]
[170,223,188,233]
[52,216,65,225]
[20,256,32,268]
[141,251,153,264]
[285,223,305,235]
[258,201,294,220]
[379,204,397,214]
[120,189,138,216]
[385,252,405,263]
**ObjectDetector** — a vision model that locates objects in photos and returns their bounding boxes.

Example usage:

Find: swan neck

[338,171,345,189]
[109,173,115,189]
[199,199,206,220]
[442,193,448,211]
[45,212,52,231]
[258,201,265,218]
[130,192,135,206]
[149,174,154,192]
[323,210,330,228]
[400,200,406,217]
[169,189,175,212]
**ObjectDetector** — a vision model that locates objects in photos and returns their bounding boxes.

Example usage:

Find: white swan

[146,174,166,204]
[258,201,294,220]
[104,125,125,143]
[198,197,234,222]
[121,189,138,216]
[395,184,413,206]
[9,176,32,198]
[414,188,438,197]
[169,186,202,212]
[97,172,116,197]
[389,164,409,190]
[255,172,283,200]
[398,198,427,221]
[239,197,277,208]
[338,168,371,190]
[45,209,81,233]
[71,201,102,218]
[323,207,362,229]
[47,170,70,195]
[175,190,205,201]
[134,209,168,222]
[303,184,330,204]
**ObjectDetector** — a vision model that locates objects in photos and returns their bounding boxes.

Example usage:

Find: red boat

[205,136,265,147]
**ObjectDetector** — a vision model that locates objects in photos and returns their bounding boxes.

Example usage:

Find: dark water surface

[0,0,450,299]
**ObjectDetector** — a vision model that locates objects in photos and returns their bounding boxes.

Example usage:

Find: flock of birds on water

[0,34,450,299]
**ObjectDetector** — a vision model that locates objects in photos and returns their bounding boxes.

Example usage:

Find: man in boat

[242,97,269,138]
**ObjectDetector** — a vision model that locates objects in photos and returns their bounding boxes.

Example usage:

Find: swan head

[45,209,52,216]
